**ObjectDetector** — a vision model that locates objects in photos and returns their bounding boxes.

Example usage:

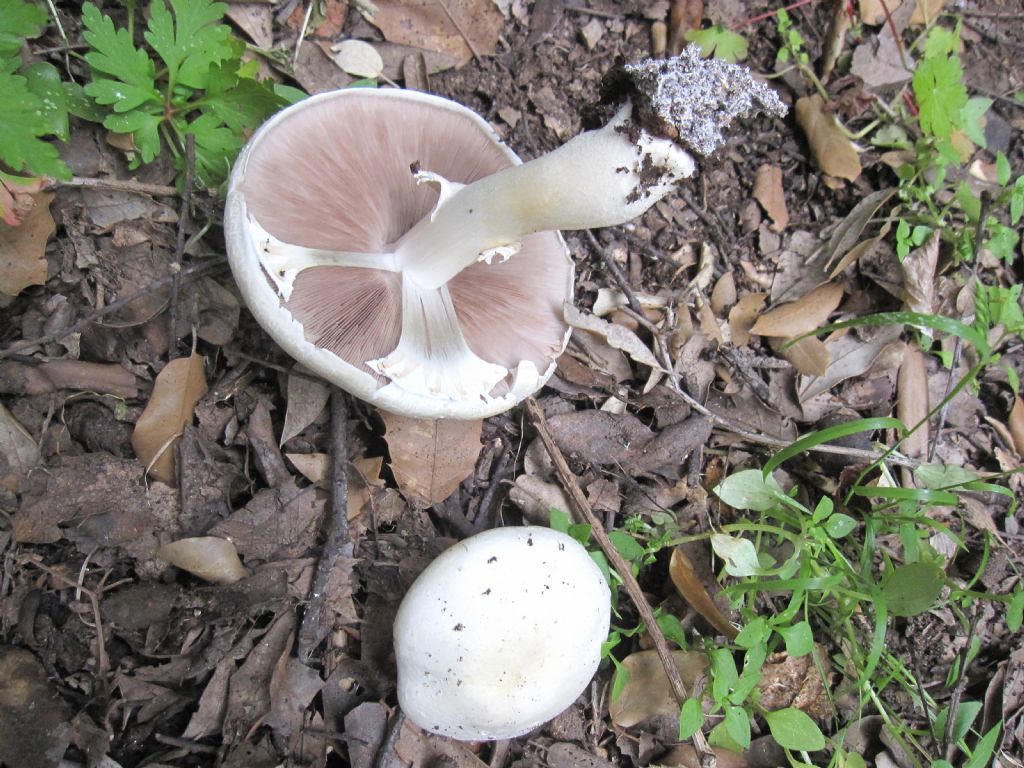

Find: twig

[298,389,354,662]
[438,0,482,62]
[525,397,716,767]
[0,259,226,360]
[586,230,643,315]
[565,5,621,18]
[54,176,179,197]
[371,709,406,768]
[169,134,196,359]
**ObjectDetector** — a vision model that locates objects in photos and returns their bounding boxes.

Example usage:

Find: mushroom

[225,48,785,419]
[392,526,610,740]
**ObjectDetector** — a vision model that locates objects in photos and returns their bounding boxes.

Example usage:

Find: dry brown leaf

[280,370,331,446]
[0,647,73,768]
[608,650,709,728]
[565,304,663,370]
[751,282,844,338]
[798,327,903,401]
[753,164,788,232]
[332,39,385,78]
[757,645,832,719]
[132,353,208,485]
[859,0,903,25]
[0,402,40,493]
[382,411,482,508]
[158,536,249,584]
[795,95,861,182]
[1010,396,1024,458]
[776,336,831,377]
[0,191,54,296]
[728,293,768,347]
[668,0,703,56]
[910,0,948,24]
[660,745,747,768]
[897,340,929,459]
[669,547,738,639]
[710,272,737,315]
[901,231,939,323]
[368,0,503,68]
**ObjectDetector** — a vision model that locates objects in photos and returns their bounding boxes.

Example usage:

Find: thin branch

[53,176,180,197]
[169,134,196,359]
[525,397,716,767]
[585,230,643,316]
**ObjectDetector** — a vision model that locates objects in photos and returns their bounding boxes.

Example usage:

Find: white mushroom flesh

[393,527,611,741]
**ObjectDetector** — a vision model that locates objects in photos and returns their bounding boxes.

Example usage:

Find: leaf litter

[1,2,1023,767]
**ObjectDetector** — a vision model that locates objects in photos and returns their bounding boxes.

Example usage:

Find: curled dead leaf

[0,402,41,492]
[795,95,861,182]
[0,191,54,296]
[669,547,738,639]
[751,282,844,339]
[901,231,939,328]
[382,411,482,508]
[131,353,208,486]
[753,164,788,232]
[158,536,249,584]
[897,340,929,460]
[608,650,709,728]
[728,293,768,347]
[565,304,663,370]
[1010,396,1024,458]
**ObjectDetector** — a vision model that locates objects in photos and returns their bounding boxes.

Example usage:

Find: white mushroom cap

[224,89,574,420]
[393,527,611,741]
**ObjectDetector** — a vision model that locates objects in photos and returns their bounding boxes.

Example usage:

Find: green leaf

[0,59,71,179]
[764,417,904,475]
[145,0,234,89]
[610,657,630,702]
[711,533,763,578]
[775,620,814,657]
[656,612,688,650]
[105,109,163,163]
[995,153,1011,186]
[986,223,1020,264]
[204,61,286,132]
[1011,176,1024,225]
[914,463,980,490]
[735,617,769,649]
[710,647,739,704]
[724,705,751,748]
[549,508,570,533]
[932,700,982,744]
[1008,589,1024,633]
[685,25,748,63]
[963,724,1000,768]
[0,0,48,57]
[22,61,69,141]
[609,530,645,561]
[82,2,160,112]
[913,54,967,142]
[678,698,704,740]
[186,111,243,186]
[961,97,991,148]
[714,469,783,512]
[882,561,945,617]
[764,707,826,751]
[824,513,857,539]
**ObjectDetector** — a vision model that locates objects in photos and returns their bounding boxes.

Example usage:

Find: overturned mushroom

[225,48,785,419]
[392,526,611,740]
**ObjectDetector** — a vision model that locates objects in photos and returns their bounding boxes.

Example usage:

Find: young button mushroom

[392,527,610,740]
[225,48,785,419]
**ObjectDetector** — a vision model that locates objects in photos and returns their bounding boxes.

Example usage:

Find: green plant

[685,25,748,64]
[0,0,79,182]
[81,0,296,187]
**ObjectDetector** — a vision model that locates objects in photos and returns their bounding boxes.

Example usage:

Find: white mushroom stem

[396,104,696,290]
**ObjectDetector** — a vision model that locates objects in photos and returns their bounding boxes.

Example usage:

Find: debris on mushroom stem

[619,45,789,157]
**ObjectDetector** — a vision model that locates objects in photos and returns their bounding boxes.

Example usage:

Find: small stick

[54,176,180,197]
[169,134,196,359]
[525,397,716,766]
[585,230,643,316]
[371,709,406,768]
[298,389,354,662]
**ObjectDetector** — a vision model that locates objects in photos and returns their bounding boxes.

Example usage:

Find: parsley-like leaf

[685,25,749,63]
[912,54,966,142]
[22,61,70,141]
[204,60,286,133]
[0,57,71,179]
[0,0,47,57]
[145,0,234,90]
[82,2,160,112]
[186,112,243,186]
[105,109,164,164]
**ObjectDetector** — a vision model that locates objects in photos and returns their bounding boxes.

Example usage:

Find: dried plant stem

[298,389,353,662]
[55,176,180,197]
[169,134,196,358]
[525,397,715,766]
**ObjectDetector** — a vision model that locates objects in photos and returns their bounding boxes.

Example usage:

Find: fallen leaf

[901,231,939,324]
[668,0,703,56]
[280,370,331,446]
[897,340,929,459]
[547,410,653,466]
[608,650,710,728]
[226,3,273,48]
[0,191,54,296]
[565,303,663,370]
[795,95,861,182]
[331,39,385,78]
[210,482,324,563]
[728,293,768,347]
[669,547,738,639]
[382,411,482,508]
[0,402,41,492]
[823,188,897,274]
[368,0,504,68]
[1009,396,1024,457]
[753,164,788,232]
[910,0,948,24]
[751,282,844,338]
[660,745,747,768]
[775,335,831,377]
[158,537,249,584]
[132,354,208,486]
[508,474,572,525]
[183,659,233,739]
[858,0,903,26]
[851,23,913,89]
[798,327,903,401]
[710,272,736,315]
[757,646,832,719]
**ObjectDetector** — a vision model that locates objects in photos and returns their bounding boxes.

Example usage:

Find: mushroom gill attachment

[393,527,611,740]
